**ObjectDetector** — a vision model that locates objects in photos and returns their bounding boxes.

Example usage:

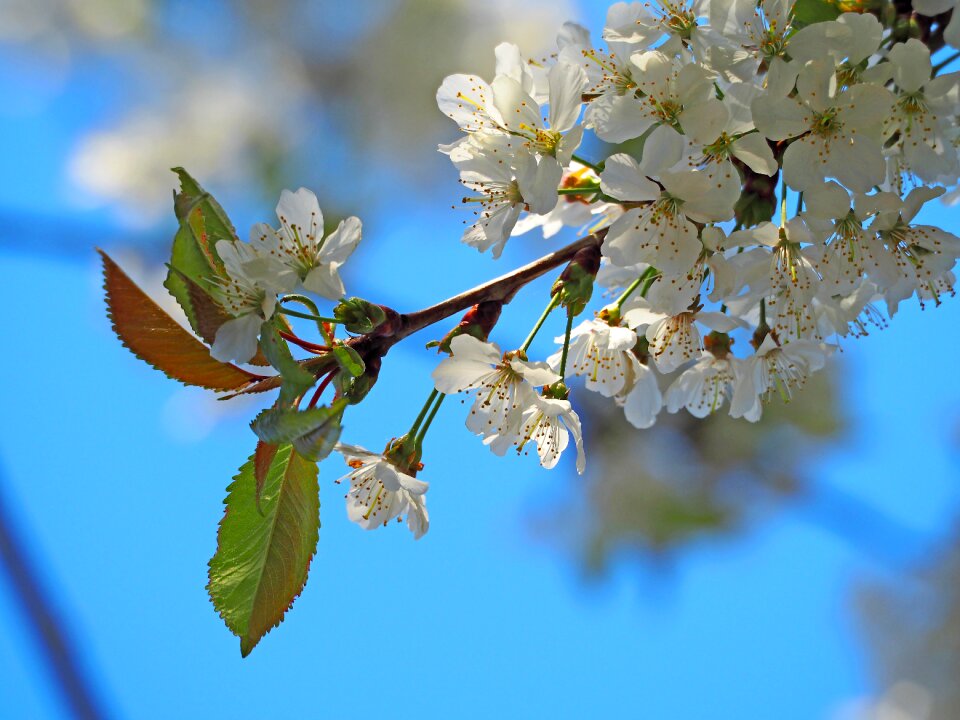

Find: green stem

[795,191,804,216]
[759,298,767,328]
[408,388,439,437]
[279,295,338,342]
[557,186,601,195]
[519,295,560,353]
[779,176,788,228]
[615,266,659,309]
[415,393,446,448]
[278,306,338,324]
[571,153,604,174]
[558,307,575,378]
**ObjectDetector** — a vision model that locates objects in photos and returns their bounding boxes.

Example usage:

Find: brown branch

[395,229,606,342]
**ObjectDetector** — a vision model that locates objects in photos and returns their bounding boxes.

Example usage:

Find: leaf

[259,320,318,404]
[100,250,264,392]
[792,0,840,26]
[253,441,278,512]
[172,167,238,244]
[164,168,235,335]
[208,444,320,657]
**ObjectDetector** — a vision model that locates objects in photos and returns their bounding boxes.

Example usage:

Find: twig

[396,230,606,342]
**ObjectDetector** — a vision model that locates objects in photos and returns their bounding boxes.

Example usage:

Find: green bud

[334,297,388,334]
[552,244,601,316]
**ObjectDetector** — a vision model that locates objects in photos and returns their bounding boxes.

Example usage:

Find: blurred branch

[0,462,111,720]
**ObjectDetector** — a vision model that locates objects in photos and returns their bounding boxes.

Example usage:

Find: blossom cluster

[429,1,960,495]
[202,0,960,541]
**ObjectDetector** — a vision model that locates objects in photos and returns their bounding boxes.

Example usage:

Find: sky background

[1,2,959,718]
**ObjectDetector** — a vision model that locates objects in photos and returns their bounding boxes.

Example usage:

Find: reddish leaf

[100,249,264,392]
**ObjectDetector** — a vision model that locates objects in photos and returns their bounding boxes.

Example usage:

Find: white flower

[548,318,639,397]
[601,154,734,273]
[729,335,830,422]
[209,238,284,363]
[802,182,897,295]
[335,444,429,540]
[452,134,561,257]
[752,58,894,192]
[870,186,960,313]
[678,81,778,178]
[431,334,560,445]
[512,395,587,473]
[728,219,822,341]
[665,350,740,417]
[439,58,587,174]
[623,302,745,373]
[883,39,960,185]
[254,187,361,299]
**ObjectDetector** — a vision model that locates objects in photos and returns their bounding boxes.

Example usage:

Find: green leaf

[253,441,279,513]
[208,444,320,657]
[164,168,236,335]
[791,0,840,27]
[259,320,318,404]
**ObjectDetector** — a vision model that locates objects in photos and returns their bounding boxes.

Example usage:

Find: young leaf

[100,250,263,391]
[208,444,320,657]
[164,168,234,335]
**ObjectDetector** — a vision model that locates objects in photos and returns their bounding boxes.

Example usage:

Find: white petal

[302,264,345,300]
[600,153,660,201]
[211,313,262,363]
[731,133,777,176]
[547,62,587,132]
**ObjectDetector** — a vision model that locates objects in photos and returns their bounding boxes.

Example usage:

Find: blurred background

[1,1,959,718]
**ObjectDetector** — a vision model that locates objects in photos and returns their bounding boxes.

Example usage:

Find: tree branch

[395,229,606,341]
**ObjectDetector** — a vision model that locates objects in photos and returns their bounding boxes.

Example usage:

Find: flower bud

[552,243,601,316]
[334,297,391,335]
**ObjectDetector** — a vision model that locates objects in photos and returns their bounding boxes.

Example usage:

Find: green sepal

[251,400,345,462]
[291,401,345,462]
[259,319,317,404]
[208,444,320,657]
[332,345,365,378]
[334,297,387,334]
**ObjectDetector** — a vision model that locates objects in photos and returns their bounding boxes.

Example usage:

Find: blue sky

[2,2,960,718]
